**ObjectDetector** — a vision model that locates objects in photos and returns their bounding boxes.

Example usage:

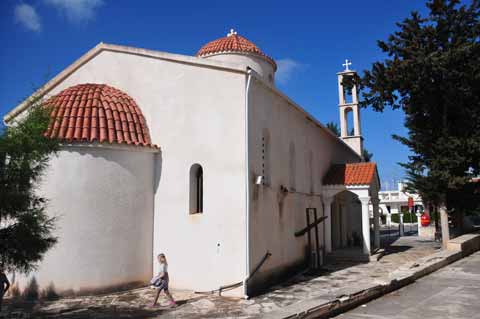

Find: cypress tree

[359,0,480,245]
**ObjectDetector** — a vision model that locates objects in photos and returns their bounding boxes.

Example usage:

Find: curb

[264,233,480,319]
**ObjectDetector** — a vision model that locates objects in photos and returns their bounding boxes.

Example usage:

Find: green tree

[325,121,374,162]
[326,122,341,136]
[0,96,59,273]
[358,0,480,244]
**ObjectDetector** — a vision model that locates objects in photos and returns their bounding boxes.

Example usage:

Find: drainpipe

[243,69,253,299]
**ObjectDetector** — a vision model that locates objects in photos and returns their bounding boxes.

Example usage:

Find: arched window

[189,164,203,214]
[342,74,354,104]
[342,107,354,136]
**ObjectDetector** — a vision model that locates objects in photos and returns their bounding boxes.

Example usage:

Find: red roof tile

[44,83,157,148]
[197,32,277,70]
[323,162,378,186]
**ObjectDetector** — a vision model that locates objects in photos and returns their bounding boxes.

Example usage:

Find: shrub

[391,212,417,223]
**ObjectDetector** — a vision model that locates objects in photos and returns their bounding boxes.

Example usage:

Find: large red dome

[197,30,276,70]
[44,83,156,148]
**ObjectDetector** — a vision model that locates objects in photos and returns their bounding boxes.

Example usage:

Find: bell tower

[337,59,363,158]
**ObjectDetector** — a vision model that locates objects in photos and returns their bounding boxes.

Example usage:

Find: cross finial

[342,59,352,71]
[227,28,238,37]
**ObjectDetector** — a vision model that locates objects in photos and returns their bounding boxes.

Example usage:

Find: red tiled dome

[197,31,277,70]
[44,83,156,148]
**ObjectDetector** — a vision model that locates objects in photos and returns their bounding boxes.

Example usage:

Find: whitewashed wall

[15,146,155,294]
[247,78,360,292]
[202,53,275,84]
[41,49,248,295]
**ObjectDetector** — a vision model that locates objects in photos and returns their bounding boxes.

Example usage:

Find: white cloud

[276,58,303,85]
[44,0,104,24]
[14,4,42,32]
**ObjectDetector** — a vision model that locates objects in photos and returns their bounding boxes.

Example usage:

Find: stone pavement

[1,237,441,319]
[335,250,480,319]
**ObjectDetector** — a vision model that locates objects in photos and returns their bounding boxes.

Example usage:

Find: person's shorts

[153,279,169,291]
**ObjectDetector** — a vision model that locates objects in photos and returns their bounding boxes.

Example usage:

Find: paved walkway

[1,237,441,319]
[336,250,480,319]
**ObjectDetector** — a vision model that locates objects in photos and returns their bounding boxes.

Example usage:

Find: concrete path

[335,251,480,319]
[2,237,442,318]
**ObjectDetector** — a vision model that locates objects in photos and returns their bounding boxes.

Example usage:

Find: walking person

[0,266,10,312]
[151,253,176,307]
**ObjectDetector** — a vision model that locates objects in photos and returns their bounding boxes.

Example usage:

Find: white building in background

[374,182,424,226]
[4,30,381,298]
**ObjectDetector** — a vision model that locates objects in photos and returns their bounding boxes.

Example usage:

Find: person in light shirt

[151,253,176,307]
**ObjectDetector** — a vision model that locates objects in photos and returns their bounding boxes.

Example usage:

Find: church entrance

[329,190,367,261]
[322,162,382,262]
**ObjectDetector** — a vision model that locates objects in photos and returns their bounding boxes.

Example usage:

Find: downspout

[243,69,253,299]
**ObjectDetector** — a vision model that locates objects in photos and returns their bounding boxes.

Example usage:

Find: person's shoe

[169,301,177,307]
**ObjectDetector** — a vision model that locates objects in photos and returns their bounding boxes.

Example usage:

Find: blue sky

[0,0,431,189]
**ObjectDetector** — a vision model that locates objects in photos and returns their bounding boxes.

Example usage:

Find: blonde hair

[158,253,168,265]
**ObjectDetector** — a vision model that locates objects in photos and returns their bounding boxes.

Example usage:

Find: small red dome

[44,83,156,148]
[197,30,276,70]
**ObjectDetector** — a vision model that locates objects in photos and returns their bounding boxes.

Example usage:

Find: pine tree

[0,96,59,272]
[326,122,341,136]
[359,0,480,245]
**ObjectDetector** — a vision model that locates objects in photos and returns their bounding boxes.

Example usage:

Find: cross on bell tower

[337,59,364,159]
[342,59,352,71]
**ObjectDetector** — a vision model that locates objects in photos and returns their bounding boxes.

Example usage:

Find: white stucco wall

[39,49,248,294]
[247,78,360,291]
[202,53,275,84]
[15,145,155,294]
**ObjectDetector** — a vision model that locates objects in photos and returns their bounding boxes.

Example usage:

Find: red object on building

[421,213,431,227]
[408,197,414,208]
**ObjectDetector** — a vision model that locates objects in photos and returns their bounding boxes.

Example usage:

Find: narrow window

[262,129,271,186]
[190,164,203,214]
[289,142,296,191]
[308,150,314,193]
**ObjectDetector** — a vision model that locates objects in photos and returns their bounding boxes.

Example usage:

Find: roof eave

[3,42,249,124]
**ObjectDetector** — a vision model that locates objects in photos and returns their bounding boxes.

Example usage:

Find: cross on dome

[227,28,238,37]
[342,59,352,71]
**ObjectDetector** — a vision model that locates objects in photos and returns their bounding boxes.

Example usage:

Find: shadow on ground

[1,295,193,319]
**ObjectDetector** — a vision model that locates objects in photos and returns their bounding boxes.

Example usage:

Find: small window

[189,164,203,214]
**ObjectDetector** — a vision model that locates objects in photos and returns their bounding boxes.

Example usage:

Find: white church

[4,30,381,298]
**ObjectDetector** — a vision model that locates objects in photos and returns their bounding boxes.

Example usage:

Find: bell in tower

[337,59,364,159]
